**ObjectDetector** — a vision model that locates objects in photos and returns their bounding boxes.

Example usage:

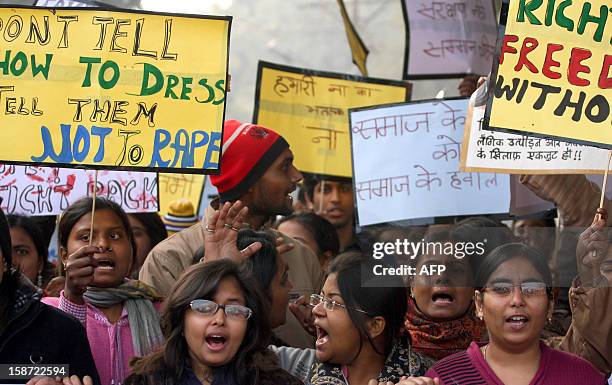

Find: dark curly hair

[125,259,271,385]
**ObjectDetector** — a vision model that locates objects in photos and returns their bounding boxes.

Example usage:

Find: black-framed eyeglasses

[309,294,371,315]
[482,282,547,297]
[190,299,252,320]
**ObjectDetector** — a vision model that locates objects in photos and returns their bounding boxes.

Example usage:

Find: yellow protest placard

[253,61,410,177]
[0,7,230,172]
[158,173,205,218]
[486,0,611,148]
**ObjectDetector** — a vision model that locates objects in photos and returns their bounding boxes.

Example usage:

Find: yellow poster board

[158,173,205,218]
[486,0,611,148]
[253,61,410,177]
[0,7,230,172]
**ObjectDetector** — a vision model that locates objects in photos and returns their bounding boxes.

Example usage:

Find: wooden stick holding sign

[592,151,612,260]
[599,151,612,210]
[89,170,98,246]
[318,180,325,214]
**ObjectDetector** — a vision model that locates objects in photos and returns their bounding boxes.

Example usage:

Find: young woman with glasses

[124,259,301,385]
[400,243,605,385]
[307,252,432,385]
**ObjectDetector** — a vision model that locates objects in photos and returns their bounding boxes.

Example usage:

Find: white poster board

[0,165,158,216]
[350,98,510,226]
[402,0,498,78]
[461,104,612,174]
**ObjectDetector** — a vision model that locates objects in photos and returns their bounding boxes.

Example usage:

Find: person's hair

[450,217,516,274]
[410,228,454,268]
[274,212,340,257]
[302,174,352,202]
[328,252,407,359]
[236,229,277,300]
[127,259,270,385]
[475,243,554,299]
[30,215,56,253]
[129,213,168,251]
[58,197,136,264]
[302,174,319,201]
[296,185,309,207]
[0,207,19,331]
[7,214,54,288]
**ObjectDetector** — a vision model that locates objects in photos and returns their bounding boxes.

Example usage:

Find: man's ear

[366,316,386,339]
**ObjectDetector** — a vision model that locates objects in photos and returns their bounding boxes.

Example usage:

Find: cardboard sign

[0,7,230,172]
[0,164,158,216]
[158,173,205,218]
[350,98,510,226]
[401,0,498,79]
[485,0,611,148]
[462,93,611,174]
[253,61,410,178]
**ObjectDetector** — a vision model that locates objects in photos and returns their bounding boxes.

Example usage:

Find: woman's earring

[37,270,43,287]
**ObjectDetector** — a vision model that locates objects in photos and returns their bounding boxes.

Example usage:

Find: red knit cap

[211,120,289,202]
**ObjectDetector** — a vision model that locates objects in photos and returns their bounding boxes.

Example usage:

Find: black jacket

[0,274,101,385]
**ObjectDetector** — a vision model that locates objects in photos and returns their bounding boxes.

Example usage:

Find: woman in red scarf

[405,218,516,361]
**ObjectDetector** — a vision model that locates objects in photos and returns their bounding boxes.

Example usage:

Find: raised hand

[275,235,294,256]
[26,376,93,385]
[576,208,609,285]
[203,200,262,262]
[289,294,316,336]
[63,245,101,304]
[396,376,440,385]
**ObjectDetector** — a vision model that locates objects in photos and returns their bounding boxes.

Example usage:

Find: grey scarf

[83,281,163,357]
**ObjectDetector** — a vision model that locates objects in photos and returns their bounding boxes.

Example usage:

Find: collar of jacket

[11,273,42,320]
[308,337,433,384]
[0,273,44,351]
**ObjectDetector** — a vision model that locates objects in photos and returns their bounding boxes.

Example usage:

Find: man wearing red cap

[139,120,322,348]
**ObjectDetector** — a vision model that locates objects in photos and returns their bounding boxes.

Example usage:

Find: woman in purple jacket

[394,243,605,385]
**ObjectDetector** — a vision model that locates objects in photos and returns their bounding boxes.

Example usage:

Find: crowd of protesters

[1,92,611,385]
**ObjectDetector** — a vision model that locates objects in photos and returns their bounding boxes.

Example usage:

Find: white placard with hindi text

[350,98,510,226]
[403,0,497,78]
[462,105,612,174]
[0,165,158,216]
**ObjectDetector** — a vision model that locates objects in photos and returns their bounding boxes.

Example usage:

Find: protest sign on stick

[0,165,158,216]
[484,0,611,148]
[158,173,205,218]
[349,98,510,226]
[0,6,230,173]
[253,61,410,178]
[401,0,498,79]
[461,99,612,174]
